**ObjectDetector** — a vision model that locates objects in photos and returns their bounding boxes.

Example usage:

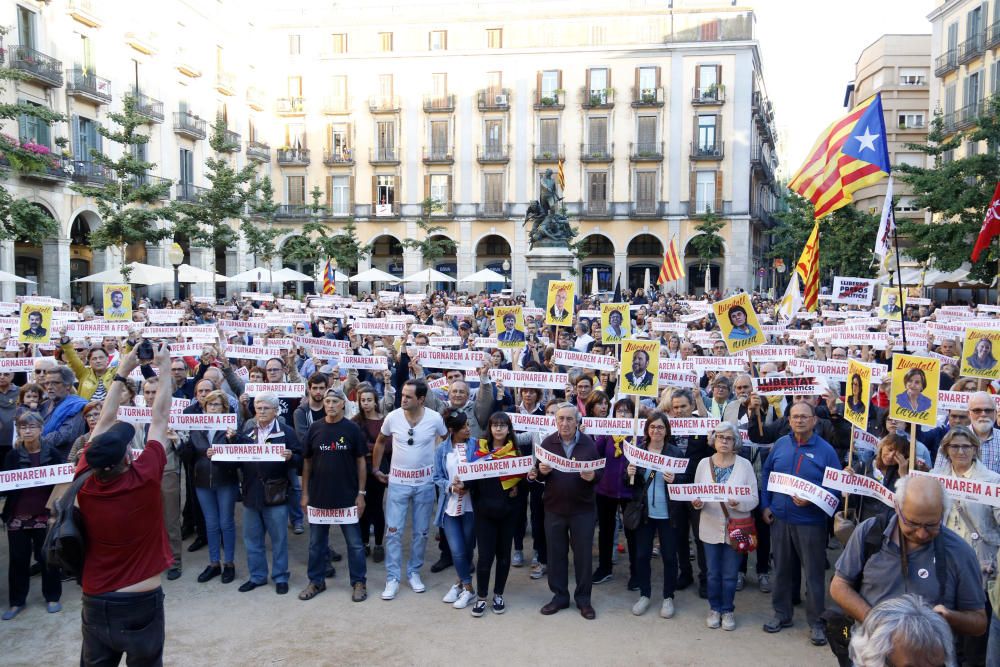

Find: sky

[751,0,935,175]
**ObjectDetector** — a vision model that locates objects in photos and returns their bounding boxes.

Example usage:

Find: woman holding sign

[2,412,64,619]
[433,411,476,611]
[624,411,683,619]
[936,426,1000,665]
[691,423,758,631]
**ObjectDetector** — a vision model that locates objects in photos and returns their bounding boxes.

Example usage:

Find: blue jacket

[433,436,475,527]
[761,431,841,526]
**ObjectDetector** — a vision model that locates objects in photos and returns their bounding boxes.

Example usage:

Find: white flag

[777,271,803,321]
[874,174,895,266]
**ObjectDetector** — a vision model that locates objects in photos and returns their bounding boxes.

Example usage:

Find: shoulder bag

[43,469,95,580]
[711,462,757,554]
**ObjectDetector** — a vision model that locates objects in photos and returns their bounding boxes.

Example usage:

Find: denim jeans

[384,482,435,582]
[81,588,165,667]
[442,512,476,585]
[243,504,289,584]
[287,469,303,526]
[704,541,742,614]
[987,612,1000,667]
[307,520,367,586]
[195,484,238,565]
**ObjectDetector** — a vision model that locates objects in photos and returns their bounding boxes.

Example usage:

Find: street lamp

[502,258,511,294]
[167,243,184,303]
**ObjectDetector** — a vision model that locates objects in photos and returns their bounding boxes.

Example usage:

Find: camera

[137,339,155,362]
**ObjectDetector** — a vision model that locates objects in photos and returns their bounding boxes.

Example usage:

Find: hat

[459,322,472,330]
[85,422,136,470]
[325,387,348,402]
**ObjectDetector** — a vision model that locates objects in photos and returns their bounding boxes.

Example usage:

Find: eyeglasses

[647,424,667,431]
[18,423,40,430]
[970,407,996,415]
[896,507,941,533]
[407,427,414,445]
[947,444,976,452]
[715,435,736,443]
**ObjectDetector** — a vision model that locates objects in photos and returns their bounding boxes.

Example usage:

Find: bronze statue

[524,168,576,249]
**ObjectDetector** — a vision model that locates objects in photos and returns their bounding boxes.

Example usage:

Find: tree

[688,209,725,290]
[172,114,258,294]
[768,193,880,281]
[400,197,457,271]
[242,175,282,270]
[283,186,372,276]
[70,95,173,282]
[896,100,1000,282]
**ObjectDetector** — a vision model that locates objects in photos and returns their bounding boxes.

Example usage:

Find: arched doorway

[580,233,614,295]
[277,236,315,298]
[683,237,722,296]
[429,234,457,293]
[69,215,93,306]
[370,235,404,278]
[14,203,57,297]
[626,233,663,294]
[475,234,511,294]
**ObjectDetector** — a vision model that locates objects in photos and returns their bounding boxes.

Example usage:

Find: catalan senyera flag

[795,220,820,312]
[557,158,565,191]
[322,260,336,294]
[789,93,891,219]
[657,238,685,285]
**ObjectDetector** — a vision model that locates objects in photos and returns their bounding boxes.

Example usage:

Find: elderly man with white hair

[232,391,302,595]
[849,594,956,667]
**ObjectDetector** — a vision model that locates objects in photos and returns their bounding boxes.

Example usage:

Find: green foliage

[400,197,457,269]
[172,114,258,285]
[242,176,282,268]
[769,194,880,280]
[283,188,372,275]
[688,209,725,269]
[70,95,173,281]
[895,100,1000,282]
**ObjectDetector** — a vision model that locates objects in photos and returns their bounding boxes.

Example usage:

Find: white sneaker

[512,550,524,567]
[381,579,399,600]
[631,596,651,616]
[453,589,476,609]
[442,583,461,604]
[721,612,736,631]
[660,597,675,619]
[707,610,721,629]
[408,573,426,593]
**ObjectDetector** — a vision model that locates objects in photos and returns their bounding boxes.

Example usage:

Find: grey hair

[253,392,281,410]
[48,365,77,387]
[893,474,949,516]
[848,594,956,667]
[555,402,581,422]
[709,421,743,452]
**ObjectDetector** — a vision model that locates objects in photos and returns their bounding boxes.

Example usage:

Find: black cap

[85,422,136,470]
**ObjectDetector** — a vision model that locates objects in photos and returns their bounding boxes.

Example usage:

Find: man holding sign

[761,402,842,646]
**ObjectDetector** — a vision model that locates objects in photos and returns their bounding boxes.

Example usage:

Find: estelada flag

[322,260,336,294]
[971,181,1000,262]
[657,239,684,285]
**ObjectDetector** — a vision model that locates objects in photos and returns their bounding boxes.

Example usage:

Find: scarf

[473,438,524,490]
[42,395,88,436]
[612,435,627,458]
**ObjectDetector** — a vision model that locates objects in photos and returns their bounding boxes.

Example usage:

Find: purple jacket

[594,435,634,500]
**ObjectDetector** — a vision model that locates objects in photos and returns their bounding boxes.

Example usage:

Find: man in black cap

[76,343,173,666]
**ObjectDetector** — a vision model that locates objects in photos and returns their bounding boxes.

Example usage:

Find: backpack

[42,470,94,582]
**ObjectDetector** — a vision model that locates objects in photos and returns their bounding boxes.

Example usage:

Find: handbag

[262,477,289,507]
[833,507,860,546]
[623,472,655,531]
[711,462,757,554]
[43,469,94,581]
[955,502,998,588]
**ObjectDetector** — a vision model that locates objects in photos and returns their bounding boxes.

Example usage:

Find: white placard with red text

[767,471,839,516]
[0,463,75,492]
[535,445,606,473]
[307,505,359,524]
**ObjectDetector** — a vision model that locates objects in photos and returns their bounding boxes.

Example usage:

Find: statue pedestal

[525,246,575,308]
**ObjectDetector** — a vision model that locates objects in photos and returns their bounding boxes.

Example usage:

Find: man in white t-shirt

[371,378,447,600]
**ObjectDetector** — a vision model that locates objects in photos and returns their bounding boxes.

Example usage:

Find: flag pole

[891,219,909,354]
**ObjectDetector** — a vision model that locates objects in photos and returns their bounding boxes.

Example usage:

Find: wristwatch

[113,374,128,383]
[358,490,367,496]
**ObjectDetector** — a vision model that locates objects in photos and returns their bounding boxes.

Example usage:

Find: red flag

[972,182,1000,262]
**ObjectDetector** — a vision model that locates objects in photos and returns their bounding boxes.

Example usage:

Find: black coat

[233,419,302,511]
[1,442,64,524]
[183,428,240,489]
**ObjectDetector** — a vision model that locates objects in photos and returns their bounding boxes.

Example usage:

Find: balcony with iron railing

[216,70,236,96]
[580,142,613,162]
[630,141,664,161]
[957,99,983,130]
[687,199,732,218]
[935,49,958,77]
[371,201,401,218]
[276,97,306,115]
[423,94,455,113]
[630,201,666,219]
[10,45,63,88]
[957,32,985,65]
[174,182,207,202]
[66,68,111,104]
[941,110,958,135]
[369,146,400,165]
[477,202,510,219]
[631,87,664,107]
[130,173,172,198]
[173,111,207,140]
[323,148,355,166]
[692,85,725,105]
[422,145,454,164]
[70,160,111,184]
[582,200,612,218]
[477,144,510,163]
[533,143,564,162]
[133,91,164,123]
[988,21,1000,50]
[322,96,351,114]
[533,89,565,110]
[275,204,318,219]
[750,147,777,184]
[580,87,614,108]
[426,200,455,217]
[246,86,265,111]
[276,148,310,166]
[478,88,511,111]
[368,95,401,113]
[220,129,241,152]
[246,140,270,162]
[691,140,724,160]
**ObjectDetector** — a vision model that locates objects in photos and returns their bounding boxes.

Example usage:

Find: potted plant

[641,89,657,104]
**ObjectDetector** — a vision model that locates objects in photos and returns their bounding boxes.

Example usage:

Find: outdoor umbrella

[590,267,599,295]
[177,264,228,283]
[270,267,315,282]
[73,262,175,286]
[0,269,34,284]
[457,268,507,283]
[402,268,455,283]
[349,268,401,283]
[224,267,279,283]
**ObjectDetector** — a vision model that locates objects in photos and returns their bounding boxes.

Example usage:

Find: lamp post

[502,258,511,294]
[167,243,184,303]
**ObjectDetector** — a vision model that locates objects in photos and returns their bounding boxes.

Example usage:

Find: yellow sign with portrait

[961,327,1000,380]
[889,354,940,427]
[877,289,905,321]
[845,359,872,430]
[713,293,765,353]
[545,280,574,327]
[494,306,526,349]
[19,304,52,344]
[600,303,630,344]
[619,339,660,398]
[103,284,132,322]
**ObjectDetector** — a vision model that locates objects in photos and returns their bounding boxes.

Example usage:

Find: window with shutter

[588,172,607,214]
[636,171,656,213]
[697,115,717,152]
[430,174,449,210]
[484,173,503,214]
[485,119,503,148]
[695,171,716,213]
[588,117,608,151]
[287,176,305,205]
[637,116,657,153]
[539,118,558,152]
[330,175,350,215]
[379,32,393,52]
[377,121,395,160]
[431,120,448,156]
